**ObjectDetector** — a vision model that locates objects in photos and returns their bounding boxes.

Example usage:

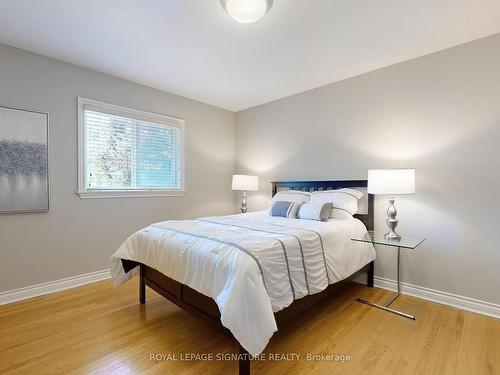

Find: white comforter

[110,211,375,355]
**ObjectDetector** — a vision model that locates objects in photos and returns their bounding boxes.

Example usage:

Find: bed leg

[367,261,374,288]
[239,344,250,375]
[139,264,146,304]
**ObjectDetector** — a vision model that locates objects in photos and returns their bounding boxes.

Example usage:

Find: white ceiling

[1,0,499,112]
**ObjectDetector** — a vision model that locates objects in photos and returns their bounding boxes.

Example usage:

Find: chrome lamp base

[385,198,401,241]
[240,190,247,213]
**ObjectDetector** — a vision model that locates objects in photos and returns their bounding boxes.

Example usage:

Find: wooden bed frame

[137,180,374,374]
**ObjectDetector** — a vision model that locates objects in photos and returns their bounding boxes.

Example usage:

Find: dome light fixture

[220,0,273,23]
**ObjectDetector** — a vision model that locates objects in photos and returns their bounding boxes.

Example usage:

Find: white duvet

[110,211,375,355]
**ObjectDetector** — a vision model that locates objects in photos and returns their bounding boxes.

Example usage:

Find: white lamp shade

[368,169,415,195]
[232,175,259,191]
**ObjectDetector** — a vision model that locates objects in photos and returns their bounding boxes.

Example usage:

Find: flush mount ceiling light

[220,0,273,23]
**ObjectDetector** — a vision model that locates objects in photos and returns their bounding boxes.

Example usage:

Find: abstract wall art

[0,106,49,213]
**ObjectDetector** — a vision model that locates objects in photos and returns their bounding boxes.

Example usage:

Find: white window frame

[77,97,185,199]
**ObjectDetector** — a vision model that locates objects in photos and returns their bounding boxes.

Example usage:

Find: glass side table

[351,231,425,320]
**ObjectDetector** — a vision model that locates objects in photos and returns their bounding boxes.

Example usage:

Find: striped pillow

[268,190,310,208]
[309,188,363,219]
[269,201,301,218]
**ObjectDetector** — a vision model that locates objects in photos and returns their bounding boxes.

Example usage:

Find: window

[77,98,184,198]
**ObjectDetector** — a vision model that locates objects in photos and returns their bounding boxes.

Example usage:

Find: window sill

[77,190,185,199]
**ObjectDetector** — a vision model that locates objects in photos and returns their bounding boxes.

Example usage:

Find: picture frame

[0,105,49,213]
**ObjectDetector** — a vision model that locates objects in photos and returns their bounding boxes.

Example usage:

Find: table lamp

[232,175,259,213]
[368,169,415,240]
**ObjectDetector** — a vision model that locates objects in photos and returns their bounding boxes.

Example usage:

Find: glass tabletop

[352,230,425,249]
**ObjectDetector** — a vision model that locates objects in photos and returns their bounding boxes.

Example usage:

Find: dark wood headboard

[271,180,373,231]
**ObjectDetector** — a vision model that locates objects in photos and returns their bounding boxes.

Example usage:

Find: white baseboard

[354,274,500,320]
[0,269,111,306]
[2,270,499,320]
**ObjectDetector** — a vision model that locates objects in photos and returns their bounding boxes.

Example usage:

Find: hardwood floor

[0,280,499,375]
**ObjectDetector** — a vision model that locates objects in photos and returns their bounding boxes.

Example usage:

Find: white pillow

[298,203,332,222]
[338,188,364,200]
[309,188,363,219]
[268,190,310,208]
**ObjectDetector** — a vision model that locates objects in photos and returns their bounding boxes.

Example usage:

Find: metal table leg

[356,246,415,320]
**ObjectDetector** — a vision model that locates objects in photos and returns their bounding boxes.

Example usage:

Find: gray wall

[0,44,236,292]
[236,34,500,305]
[2,33,500,306]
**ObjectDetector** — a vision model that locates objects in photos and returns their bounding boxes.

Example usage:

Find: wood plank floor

[0,280,499,375]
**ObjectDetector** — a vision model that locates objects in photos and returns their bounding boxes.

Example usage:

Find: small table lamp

[232,175,259,213]
[368,169,415,240]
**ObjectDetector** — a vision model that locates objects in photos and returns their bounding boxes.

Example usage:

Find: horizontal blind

[84,109,182,190]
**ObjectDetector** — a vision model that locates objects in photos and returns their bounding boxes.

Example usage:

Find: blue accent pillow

[270,201,300,218]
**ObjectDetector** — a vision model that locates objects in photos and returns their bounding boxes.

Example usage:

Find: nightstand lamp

[232,175,258,213]
[368,169,415,240]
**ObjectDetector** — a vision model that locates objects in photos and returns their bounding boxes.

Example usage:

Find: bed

[110,180,375,374]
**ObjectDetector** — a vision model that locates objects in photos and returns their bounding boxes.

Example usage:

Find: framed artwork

[0,105,49,213]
